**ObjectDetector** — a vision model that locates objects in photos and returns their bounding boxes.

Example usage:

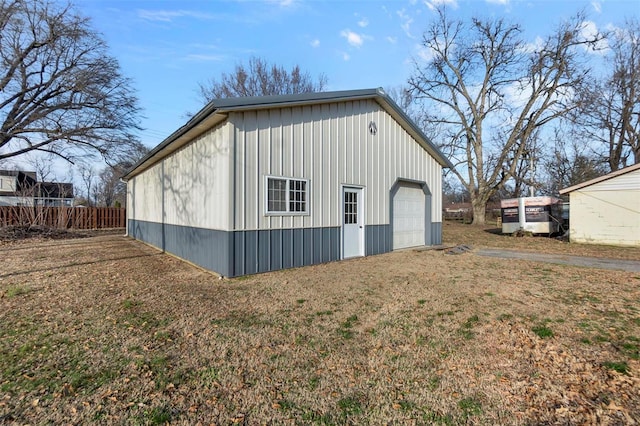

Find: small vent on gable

[368,121,377,135]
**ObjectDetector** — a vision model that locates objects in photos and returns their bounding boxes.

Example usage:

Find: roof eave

[559,162,640,194]
[123,88,452,180]
[123,111,228,180]
[373,90,453,169]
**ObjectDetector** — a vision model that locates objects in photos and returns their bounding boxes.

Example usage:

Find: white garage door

[393,182,425,249]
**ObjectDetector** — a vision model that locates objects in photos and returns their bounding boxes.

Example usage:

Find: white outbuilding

[123,88,452,276]
[559,163,640,247]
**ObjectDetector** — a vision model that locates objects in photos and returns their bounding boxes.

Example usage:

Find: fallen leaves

[1,229,639,425]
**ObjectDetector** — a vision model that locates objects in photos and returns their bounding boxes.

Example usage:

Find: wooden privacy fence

[0,206,126,229]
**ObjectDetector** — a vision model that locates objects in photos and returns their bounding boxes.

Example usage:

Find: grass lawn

[1,222,639,424]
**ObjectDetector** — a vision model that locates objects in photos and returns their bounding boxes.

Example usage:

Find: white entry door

[342,187,364,258]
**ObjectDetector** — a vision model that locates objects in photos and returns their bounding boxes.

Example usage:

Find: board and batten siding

[128,122,233,231]
[126,122,237,275]
[231,99,442,232]
[568,167,640,246]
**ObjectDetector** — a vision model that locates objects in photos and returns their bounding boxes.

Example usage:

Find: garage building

[559,163,640,247]
[123,88,452,277]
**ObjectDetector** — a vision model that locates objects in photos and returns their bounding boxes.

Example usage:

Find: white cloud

[415,43,436,62]
[591,1,602,13]
[520,36,545,54]
[397,9,414,38]
[485,0,509,4]
[387,36,398,44]
[265,0,297,7]
[310,39,320,48]
[580,20,608,53]
[188,42,221,50]
[502,81,532,109]
[184,54,225,62]
[358,17,369,28]
[342,52,350,61]
[137,9,216,22]
[424,0,459,11]
[340,29,365,48]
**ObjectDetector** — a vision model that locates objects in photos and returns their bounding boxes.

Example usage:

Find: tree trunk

[471,199,487,225]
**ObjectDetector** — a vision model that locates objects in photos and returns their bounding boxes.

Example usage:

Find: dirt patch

[0,224,639,424]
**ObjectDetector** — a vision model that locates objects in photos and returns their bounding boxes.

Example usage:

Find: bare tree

[0,0,141,165]
[408,9,600,224]
[77,164,95,207]
[26,154,54,182]
[542,128,607,195]
[502,130,545,198]
[95,144,148,207]
[198,56,328,103]
[573,18,640,171]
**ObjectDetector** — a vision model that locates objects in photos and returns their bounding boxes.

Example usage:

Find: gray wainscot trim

[365,224,392,255]
[128,219,234,277]
[431,222,443,245]
[128,219,438,277]
[233,227,340,276]
[128,219,343,277]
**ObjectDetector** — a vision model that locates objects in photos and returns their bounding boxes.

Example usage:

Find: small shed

[559,163,640,246]
[123,88,452,277]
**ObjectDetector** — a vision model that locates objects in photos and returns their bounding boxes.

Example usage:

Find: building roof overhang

[559,163,640,195]
[123,88,453,180]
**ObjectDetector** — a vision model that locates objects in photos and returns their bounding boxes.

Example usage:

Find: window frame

[264,175,310,216]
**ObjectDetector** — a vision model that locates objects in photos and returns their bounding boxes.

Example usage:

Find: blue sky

[77,0,638,150]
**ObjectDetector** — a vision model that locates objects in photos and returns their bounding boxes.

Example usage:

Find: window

[344,191,358,224]
[266,177,308,214]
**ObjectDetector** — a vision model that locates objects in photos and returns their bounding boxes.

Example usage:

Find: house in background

[0,170,37,206]
[34,182,74,207]
[0,170,74,207]
[559,163,640,246]
[124,88,452,277]
[443,202,472,221]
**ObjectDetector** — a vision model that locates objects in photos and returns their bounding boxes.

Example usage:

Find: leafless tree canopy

[408,9,600,224]
[573,18,640,171]
[0,0,141,165]
[94,144,148,207]
[541,127,607,195]
[198,56,328,103]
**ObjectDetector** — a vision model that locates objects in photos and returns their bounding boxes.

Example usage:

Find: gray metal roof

[123,88,452,180]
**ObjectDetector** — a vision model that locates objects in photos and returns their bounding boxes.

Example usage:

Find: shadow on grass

[0,252,163,279]
[483,227,503,236]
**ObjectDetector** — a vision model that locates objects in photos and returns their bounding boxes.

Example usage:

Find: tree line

[405,9,638,223]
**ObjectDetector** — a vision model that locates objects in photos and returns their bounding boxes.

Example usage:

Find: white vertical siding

[231,99,443,231]
[127,122,233,231]
[569,169,640,246]
[128,161,163,223]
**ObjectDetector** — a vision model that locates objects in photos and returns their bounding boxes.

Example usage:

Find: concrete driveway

[475,248,640,273]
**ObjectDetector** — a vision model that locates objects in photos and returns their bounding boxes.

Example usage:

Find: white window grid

[344,191,358,224]
[266,176,309,215]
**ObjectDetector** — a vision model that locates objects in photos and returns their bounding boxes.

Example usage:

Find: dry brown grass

[444,221,640,260]
[1,223,639,425]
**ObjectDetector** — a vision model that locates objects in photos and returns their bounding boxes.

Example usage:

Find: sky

[73,0,639,152]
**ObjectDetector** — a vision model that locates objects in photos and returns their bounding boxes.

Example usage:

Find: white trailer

[500,196,562,235]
